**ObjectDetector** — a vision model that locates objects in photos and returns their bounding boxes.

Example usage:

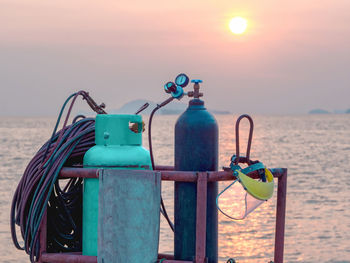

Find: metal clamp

[81,91,107,114]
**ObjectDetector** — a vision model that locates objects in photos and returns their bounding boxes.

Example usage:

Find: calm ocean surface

[1,114,349,263]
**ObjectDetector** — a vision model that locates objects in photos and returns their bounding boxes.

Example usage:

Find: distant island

[111,99,231,115]
[308,109,330,114]
[308,108,350,114]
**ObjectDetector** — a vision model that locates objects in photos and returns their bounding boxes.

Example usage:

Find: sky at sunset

[1,0,349,115]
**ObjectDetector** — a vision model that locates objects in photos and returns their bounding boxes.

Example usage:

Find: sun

[229,17,248,34]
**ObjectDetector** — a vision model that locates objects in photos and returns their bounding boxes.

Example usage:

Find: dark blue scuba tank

[174,80,218,263]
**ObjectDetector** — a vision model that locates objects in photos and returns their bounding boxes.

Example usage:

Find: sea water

[1,114,349,263]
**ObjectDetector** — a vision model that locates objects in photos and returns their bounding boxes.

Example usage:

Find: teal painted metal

[174,98,219,263]
[82,114,152,256]
[98,169,161,263]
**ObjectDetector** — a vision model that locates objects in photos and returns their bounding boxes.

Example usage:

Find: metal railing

[39,166,287,263]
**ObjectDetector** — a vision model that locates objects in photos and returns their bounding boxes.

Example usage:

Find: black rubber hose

[148,97,175,232]
[10,92,96,262]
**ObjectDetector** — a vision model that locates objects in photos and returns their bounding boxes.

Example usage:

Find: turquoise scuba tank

[82,114,152,256]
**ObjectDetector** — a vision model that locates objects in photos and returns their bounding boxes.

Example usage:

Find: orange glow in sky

[1,0,350,115]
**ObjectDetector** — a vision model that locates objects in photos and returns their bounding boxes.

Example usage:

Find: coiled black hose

[10,91,96,262]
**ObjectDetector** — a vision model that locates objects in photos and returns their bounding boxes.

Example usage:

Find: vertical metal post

[274,170,287,263]
[195,172,208,263]
[39,210,47,263]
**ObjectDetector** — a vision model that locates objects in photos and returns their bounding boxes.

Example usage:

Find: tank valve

[187,79,203,98]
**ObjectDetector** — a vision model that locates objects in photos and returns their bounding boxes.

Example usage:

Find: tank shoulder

[83,145,151,167]
[176,107,218,129]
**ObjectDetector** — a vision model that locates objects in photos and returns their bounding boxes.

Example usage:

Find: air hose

[148,97,175,232]
[10,91,99,262]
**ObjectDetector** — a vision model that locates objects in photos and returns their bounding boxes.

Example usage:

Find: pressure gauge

[164,81,177,93]
[175,73,189,88]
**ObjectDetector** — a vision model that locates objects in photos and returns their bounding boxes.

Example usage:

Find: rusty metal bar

[59,167,286,181]
[158,169,286,181]
[195,172,208,263]
[60,167,100,178]
[156,166,285,178]
[274,169,288,263]
[158,253,175,260]
[41,253,97,263]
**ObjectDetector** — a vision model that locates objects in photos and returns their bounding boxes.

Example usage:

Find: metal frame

[39,166,287,263]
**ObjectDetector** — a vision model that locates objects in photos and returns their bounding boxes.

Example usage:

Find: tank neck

[95,114,143,146]
[188,99,205,110]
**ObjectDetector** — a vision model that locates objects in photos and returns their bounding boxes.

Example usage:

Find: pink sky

[1,0,350,115]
